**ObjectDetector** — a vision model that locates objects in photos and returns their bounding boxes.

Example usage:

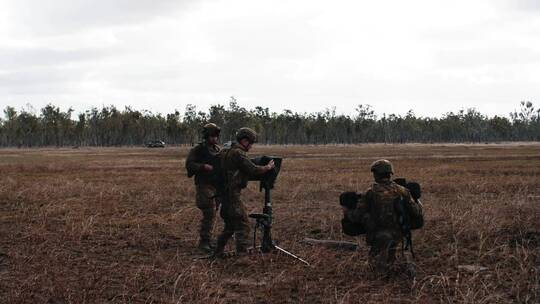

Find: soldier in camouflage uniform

[185,123,222,253]
[344,159,422,274]
[213,127,275,256]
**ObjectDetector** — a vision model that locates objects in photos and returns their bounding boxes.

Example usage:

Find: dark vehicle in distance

[146,140,166,148]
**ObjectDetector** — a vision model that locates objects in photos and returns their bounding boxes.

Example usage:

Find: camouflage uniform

[215,142,268,254]
[185,139,221,249]
[346,160,422,273]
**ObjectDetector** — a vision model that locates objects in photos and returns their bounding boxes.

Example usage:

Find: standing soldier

[214,127,275,256]
[185,123,222,253]
[344,159,423,275]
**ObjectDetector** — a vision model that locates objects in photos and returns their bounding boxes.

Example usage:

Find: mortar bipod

[249,212,310,266]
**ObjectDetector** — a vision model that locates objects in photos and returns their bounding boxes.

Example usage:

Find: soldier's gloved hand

[265,160,275,171]
[203,164,214,172]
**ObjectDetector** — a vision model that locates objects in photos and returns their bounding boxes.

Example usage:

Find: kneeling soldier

[214,127,275,256]
[185,123,222,253]
[344,159,423,274]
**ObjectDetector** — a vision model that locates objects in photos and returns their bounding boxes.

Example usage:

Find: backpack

[369,184,403,231]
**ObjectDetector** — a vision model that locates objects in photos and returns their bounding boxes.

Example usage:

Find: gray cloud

[435,46,540,68]
[511,0,540,11]
[0,47,109,69]
[0,66,88,94]
[3,0,199,35]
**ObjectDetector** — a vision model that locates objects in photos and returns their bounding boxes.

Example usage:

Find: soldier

[344,159,422,275]
[185,123,222,253]
[213,127,275,256]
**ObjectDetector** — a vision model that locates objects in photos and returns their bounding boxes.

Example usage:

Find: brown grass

[0,144,539,303]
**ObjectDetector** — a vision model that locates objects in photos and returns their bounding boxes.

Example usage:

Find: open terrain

[0,144,539,303]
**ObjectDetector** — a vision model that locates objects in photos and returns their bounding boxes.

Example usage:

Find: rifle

[394,178,424,229]
[248,156,310,266]
[394,196,415,258]
[393,178,424,259]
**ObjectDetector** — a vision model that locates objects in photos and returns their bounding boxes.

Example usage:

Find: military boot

[404,262,417,279]
[212,236,228,258]
[236,243,249,255]
[197,239,213,253]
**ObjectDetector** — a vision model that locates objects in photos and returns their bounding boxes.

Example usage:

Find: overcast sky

[1,0,539,118]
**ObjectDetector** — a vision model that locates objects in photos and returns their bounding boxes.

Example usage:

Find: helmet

[370,159,394,174]
[202,123,221,138]
[236,127,258,143]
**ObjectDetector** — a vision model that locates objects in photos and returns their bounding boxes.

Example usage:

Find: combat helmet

[236,127,258,143]
[370,159,394,175]
[202,123,221,138]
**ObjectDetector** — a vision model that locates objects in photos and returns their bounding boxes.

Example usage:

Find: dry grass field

[1,144,539,303]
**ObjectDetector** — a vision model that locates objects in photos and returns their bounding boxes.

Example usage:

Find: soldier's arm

[235,150,268,176]
[402,188,422,217]
[185,146,204,173]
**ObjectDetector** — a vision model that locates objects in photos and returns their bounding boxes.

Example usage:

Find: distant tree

[3,106,18,146]
[166,111,182,144]
[184,104,201,145]
[75,113,86,146]
[17,109,39,147]
[224,97,251,142]
[252,106,271,143]
[489,116,512,141]
[0,101,539,147]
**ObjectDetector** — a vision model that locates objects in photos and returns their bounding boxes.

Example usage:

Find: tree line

[1,98,539,147]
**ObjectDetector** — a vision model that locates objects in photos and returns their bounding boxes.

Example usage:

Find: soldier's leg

[214,203,234,256]
[196,185,217,250]
[228,194,251,253]
[369,231,395,273]
[387,238,398,265]
[214,220,234,256]
[401,251,417,278]
[392,237,417,278]
[199,208,216,245]
[234,211,251,253]
[368,243,382,271]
